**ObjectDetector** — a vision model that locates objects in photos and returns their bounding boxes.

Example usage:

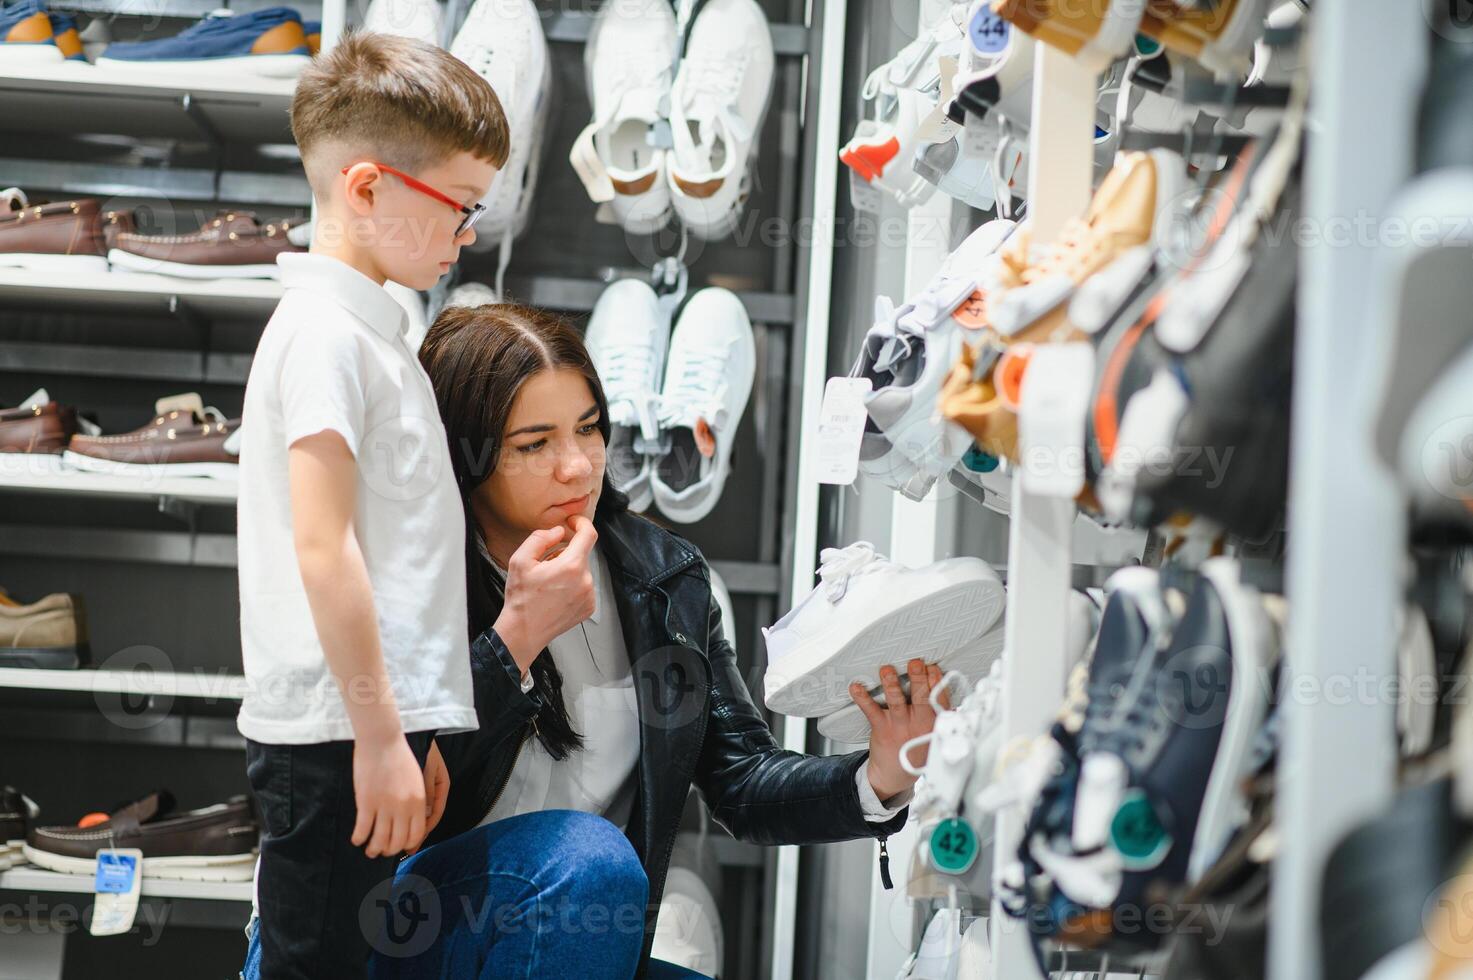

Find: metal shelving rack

[0,0,848,974]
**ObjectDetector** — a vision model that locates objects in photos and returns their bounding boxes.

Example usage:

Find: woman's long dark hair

[420,302,628,760]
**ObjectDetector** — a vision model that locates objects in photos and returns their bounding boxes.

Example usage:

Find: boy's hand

[351,734,428,858]
[406,741,451,856]
[494,516,599,674]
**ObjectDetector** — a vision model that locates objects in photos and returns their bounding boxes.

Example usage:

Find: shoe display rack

[0,0,844,975]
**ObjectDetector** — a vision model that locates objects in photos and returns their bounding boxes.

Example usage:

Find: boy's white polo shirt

[235,253,477,744]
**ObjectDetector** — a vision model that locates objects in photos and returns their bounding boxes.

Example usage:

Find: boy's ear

[339,161,382,216]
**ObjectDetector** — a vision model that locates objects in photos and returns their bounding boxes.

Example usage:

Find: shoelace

[0,188,28,212]
[658,347,730,428]
[602,346,663,441]
[672,51,753,171]
[813,541,888,602]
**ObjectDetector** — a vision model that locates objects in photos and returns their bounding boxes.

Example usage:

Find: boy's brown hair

[290,31,509,187]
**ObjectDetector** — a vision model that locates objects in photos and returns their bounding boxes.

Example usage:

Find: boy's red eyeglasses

[341,162,486,237]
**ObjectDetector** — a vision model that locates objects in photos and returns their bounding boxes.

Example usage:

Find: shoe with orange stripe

[0,0,63,63]
[96,7,309,77]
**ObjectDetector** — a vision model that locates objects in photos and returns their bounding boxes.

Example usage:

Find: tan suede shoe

[0,589,88,669]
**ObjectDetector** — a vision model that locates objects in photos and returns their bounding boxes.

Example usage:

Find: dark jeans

[245,732,434,980]
[241,809,713,980]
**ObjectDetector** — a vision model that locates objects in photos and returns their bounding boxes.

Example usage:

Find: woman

[248,303,950,979]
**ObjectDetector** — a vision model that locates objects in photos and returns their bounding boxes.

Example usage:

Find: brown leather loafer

[108,210,304,280]
[0,191,111,274]
[0,398,78,457]
[0,588,88,669]
[24,791,259,881]
[62,394,240,480]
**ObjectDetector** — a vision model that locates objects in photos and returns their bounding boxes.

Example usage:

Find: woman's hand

[850,659,950,803]
[406,740,451,856]
[493,516,599,674]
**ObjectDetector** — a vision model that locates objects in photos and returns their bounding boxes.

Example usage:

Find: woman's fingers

[907,659,931,709]
[849,682,886,728]
[879,665,906,720]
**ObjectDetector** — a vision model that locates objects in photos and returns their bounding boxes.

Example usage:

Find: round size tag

[1134,33,1163,58]
[929,817,980,874]
[1110,790,1172,871]
[952,289,988,330]
[969,6,1011,55]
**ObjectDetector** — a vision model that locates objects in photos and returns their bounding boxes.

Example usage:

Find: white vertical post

[988,43,1096,978]
[770,0,849,974]
[865,181,959,979]
[1269,2,1426,977]
[319,0,348,52]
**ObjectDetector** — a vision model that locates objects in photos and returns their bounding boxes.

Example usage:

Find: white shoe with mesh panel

[362,0,442,44]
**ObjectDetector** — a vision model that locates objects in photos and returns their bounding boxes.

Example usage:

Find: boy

[235,31,507,977]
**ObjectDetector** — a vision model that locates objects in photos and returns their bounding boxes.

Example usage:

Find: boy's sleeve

[278,326,368,458]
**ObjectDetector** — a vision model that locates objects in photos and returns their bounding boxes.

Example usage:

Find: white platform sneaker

[569,0,680,235]
[666,0,774,240]
[585,278,672,513]
[649,288,755,523]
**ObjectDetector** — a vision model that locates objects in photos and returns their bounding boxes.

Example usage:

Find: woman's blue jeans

[241,809,711,980]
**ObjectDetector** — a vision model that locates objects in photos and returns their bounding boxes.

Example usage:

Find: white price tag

[814,377,873,485]
[1018,344,1095,499]
[90,848,143,937]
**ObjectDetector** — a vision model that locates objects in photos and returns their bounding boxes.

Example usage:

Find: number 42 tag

[91,848,144,936]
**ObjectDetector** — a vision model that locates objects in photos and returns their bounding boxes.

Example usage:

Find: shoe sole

[0,647,83,669]
[0,450,67,478]
[62,450,238,481]
[94,53,309,77]
[766,576,1006,717]
[0,44,65,63]
[107,248,281,280]
[0,253,109,275]
[817,625,1006,743]
[22,844,257,881]
[0,839,23,870]
[1186,557,1272,883]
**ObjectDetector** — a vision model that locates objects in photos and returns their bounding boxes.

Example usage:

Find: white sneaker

[816,625,1004,744]
[362,0,442,44]
[763,541,1005,717]
[666,0,774,240]
[863,220,1018,488]
[650,288,755,523]
[443,280,501,307]
[903,907,964,980]
[585,279,670,513]
[651,835,724,978]
[569,0,678,235]
[450,0,551,291]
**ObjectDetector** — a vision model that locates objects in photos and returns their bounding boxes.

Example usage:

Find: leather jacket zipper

[482,721,534,818]
[878,836,893,890]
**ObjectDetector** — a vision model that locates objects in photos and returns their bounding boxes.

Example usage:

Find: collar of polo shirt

[277,253,410,340]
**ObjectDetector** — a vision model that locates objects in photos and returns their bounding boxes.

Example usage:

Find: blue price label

[94,853,137,894]
[969,7,1011,55]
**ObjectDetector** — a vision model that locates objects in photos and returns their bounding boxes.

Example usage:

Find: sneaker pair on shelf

[81,5,313,76]
[761,541,1005,743]
[586,279,755,523]
[570,0,775,240]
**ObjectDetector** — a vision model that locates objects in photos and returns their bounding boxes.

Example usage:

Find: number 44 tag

[91,848,144,936]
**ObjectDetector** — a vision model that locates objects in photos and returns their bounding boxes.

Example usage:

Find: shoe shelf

[0,62,296,145]
[0,469,237,506]
[540,8,809,57]
[0,667,246,700]
[509,273,797,326]
[0,267,282,320]
[0,866,253,903]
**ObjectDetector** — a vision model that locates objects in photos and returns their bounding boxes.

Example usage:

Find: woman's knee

[537,811,647,903]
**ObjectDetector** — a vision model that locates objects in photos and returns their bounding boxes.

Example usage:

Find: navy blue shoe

[1,0,66,63]
[97,7,309,76]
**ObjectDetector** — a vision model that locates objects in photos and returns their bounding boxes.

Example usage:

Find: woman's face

[474,368,606,545]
